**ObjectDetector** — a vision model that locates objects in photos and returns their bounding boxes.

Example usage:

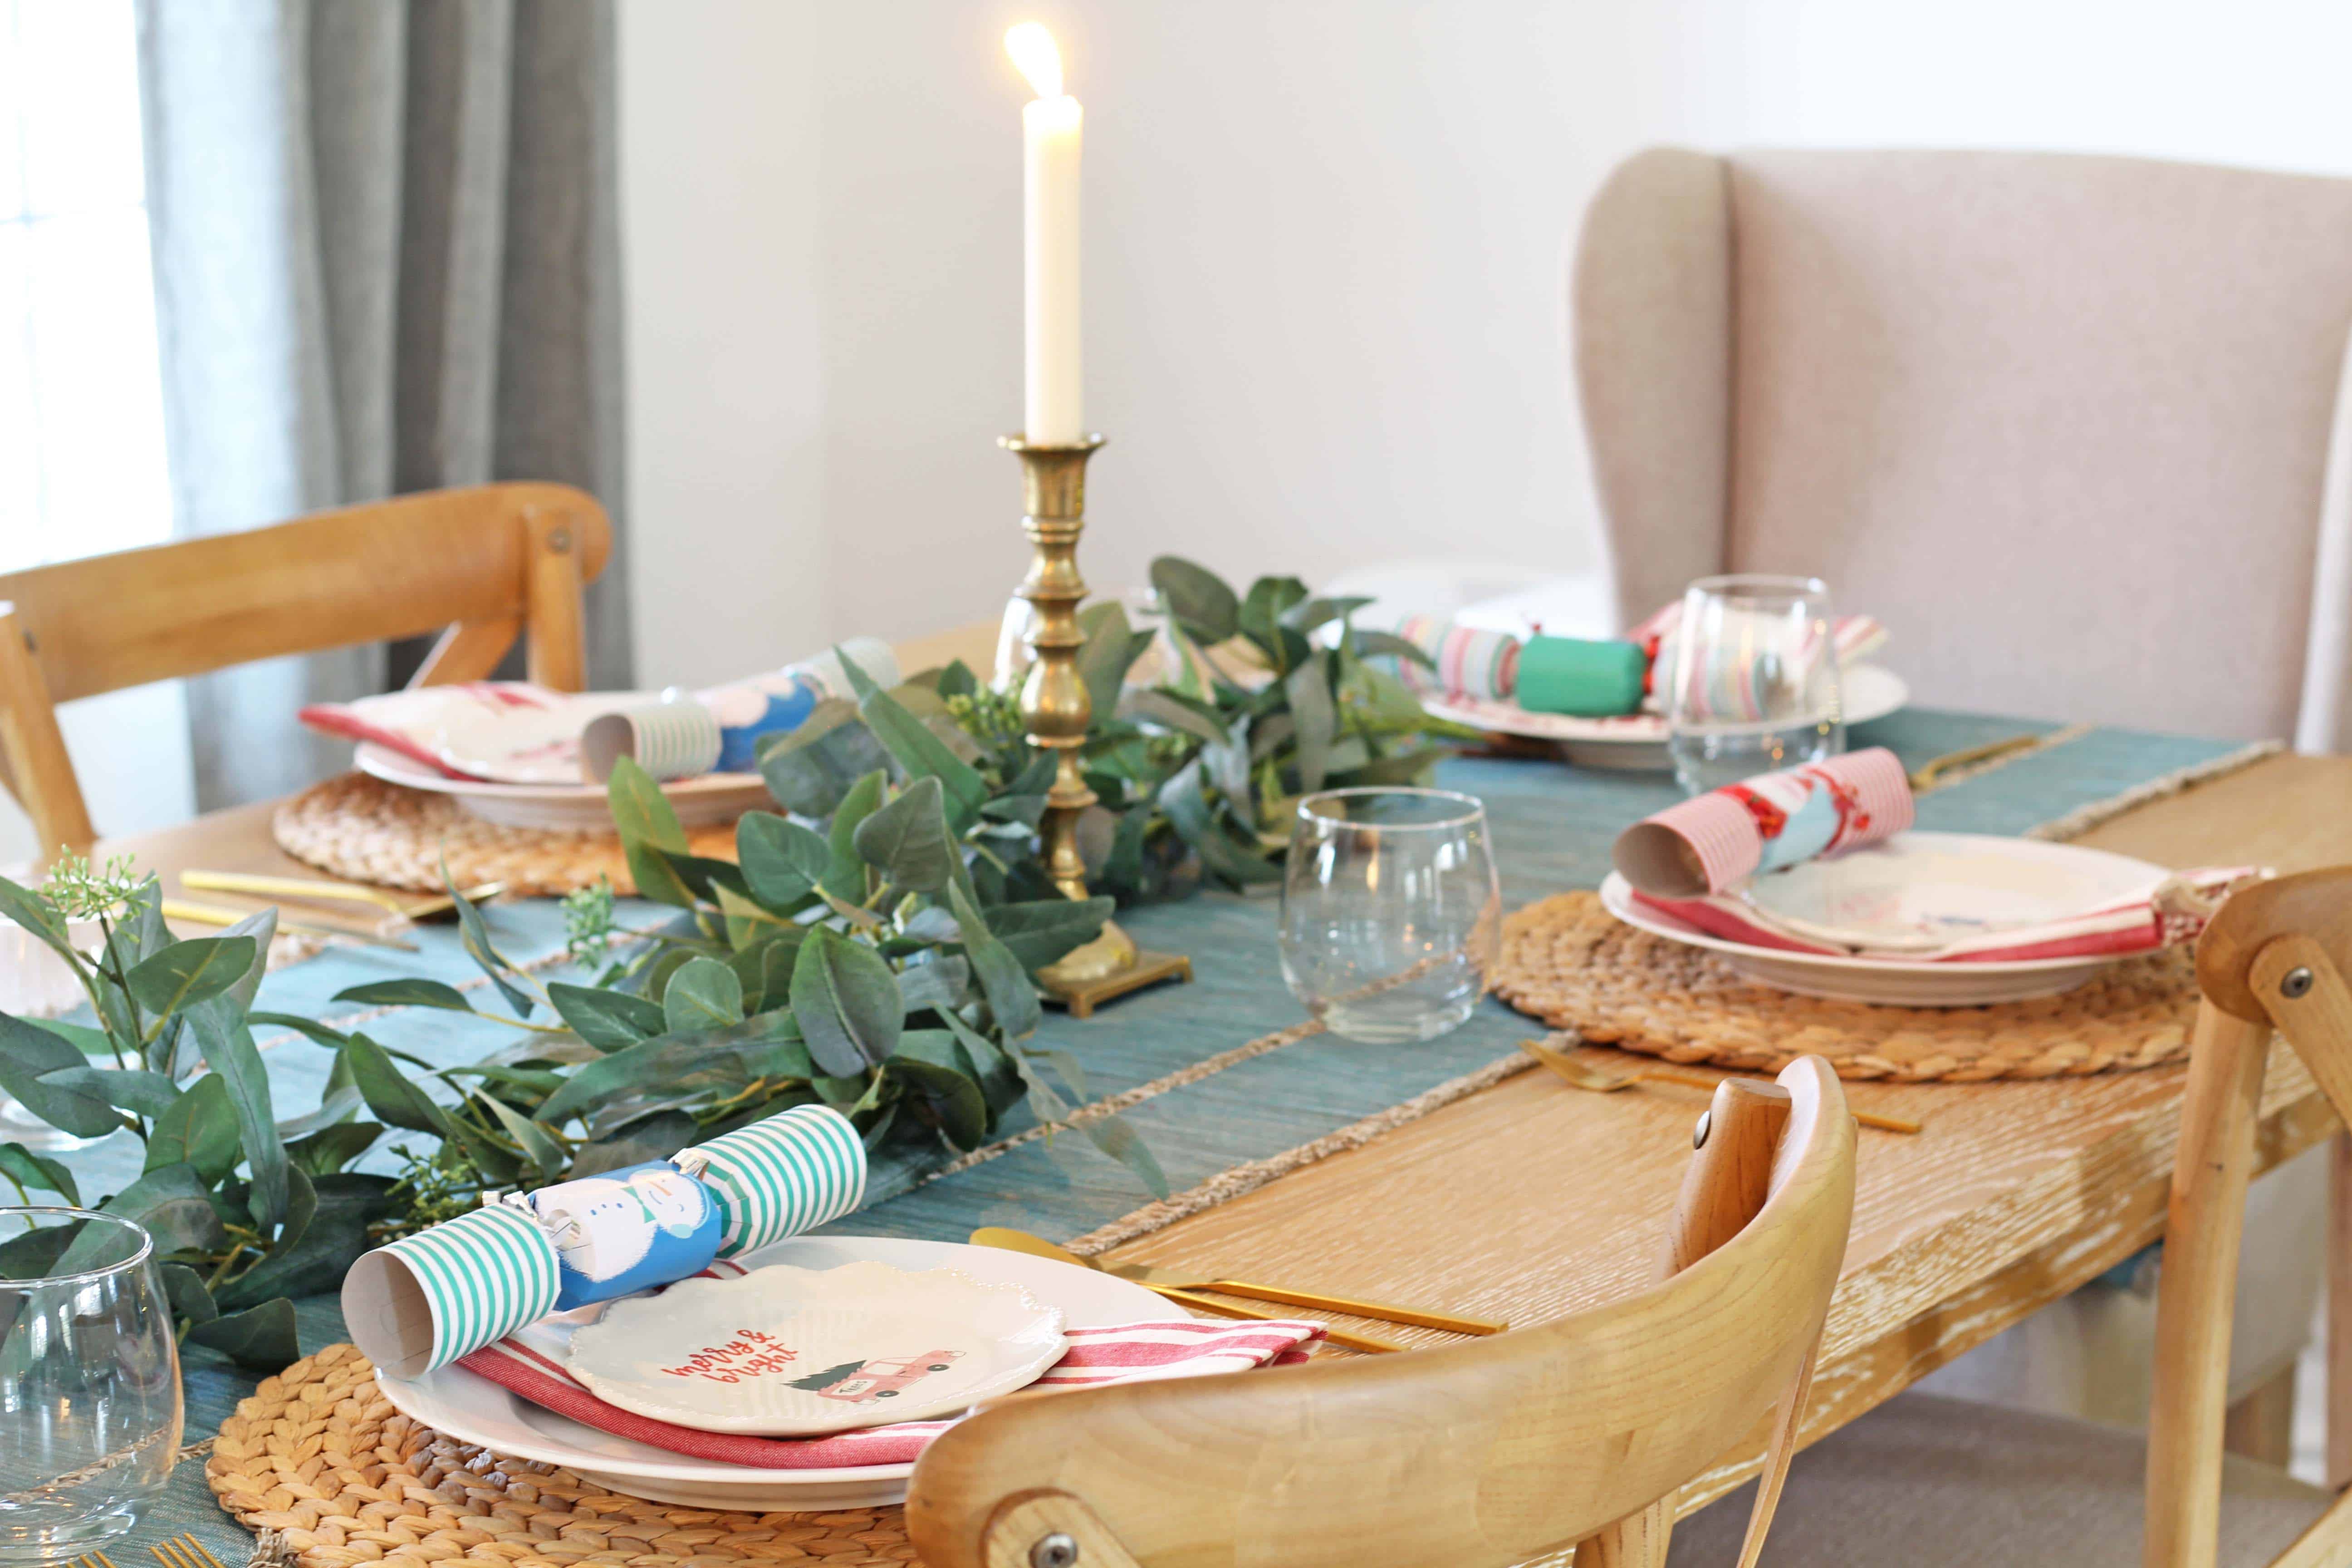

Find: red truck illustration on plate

[787,1349,965,1404]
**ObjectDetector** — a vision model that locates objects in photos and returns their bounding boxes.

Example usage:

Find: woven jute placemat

[208,1343,919,1568]
[272,774,741,898]
[1492,891,2197,1082]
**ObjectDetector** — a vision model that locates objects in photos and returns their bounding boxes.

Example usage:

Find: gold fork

[148,1537,231,1568]
[1520,1037,1923,1134]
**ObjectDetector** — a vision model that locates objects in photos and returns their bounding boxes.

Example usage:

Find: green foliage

[1081,557,1475,896]
[0,869,388,1374]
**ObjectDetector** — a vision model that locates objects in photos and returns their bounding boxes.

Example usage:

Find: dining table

[45,618,2352,1567]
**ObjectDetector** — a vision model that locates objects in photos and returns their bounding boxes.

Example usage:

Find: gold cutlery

[76,1553,128,1568]
[1907,732,2043,792]
[162,897,420,954]
[1520,1038,1922,1134]
[181,870,504,923]
[149,1537,230,1568]
[971,1226,1483,1350]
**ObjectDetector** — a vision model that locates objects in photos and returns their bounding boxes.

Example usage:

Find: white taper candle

[1008,24,1082,445]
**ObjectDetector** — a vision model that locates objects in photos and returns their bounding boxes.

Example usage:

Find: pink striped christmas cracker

[1613,748,1914,898]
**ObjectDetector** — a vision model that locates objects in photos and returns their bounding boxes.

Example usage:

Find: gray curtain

[136,0,631,808]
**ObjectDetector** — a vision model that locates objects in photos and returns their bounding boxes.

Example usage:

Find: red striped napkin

[1632,864,2259,963]
[456,1301,1324,1469]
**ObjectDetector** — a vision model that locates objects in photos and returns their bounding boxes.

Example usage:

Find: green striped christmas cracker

[343,1201,561,1378]
[676,1104,866,1257]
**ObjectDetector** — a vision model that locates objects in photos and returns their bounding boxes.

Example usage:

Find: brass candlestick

[1001,432,1191,1017]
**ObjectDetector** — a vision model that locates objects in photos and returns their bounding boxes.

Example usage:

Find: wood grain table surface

[88,616,2352,1520]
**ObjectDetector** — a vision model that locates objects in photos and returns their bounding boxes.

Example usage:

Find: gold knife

[162,898,420,953]
[1105,1260,1506,1335]
[181,870,502,921]
[969,1226,1433,1351]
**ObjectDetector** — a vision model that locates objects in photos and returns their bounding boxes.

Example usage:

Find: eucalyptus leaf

[789,928,903,1075]
[0,1140,78,1205]
[34,1064,180,1119]
[947,879,1041,1040]
[123,937,257,1017]
[343,1033,457,1136]
[607,754,696,908]
[1346,627,1437,668]
[823,771,886,903]
[1284,655,1337,794]
[0,1011,126,1137]
[852,776,955,893]
[285,1120,384,1176]
[1277,594,1372,637]
[1124,687,1231,746]
[29,1017,115,1057]
[330,978,478,1014]
[663,956,745,1034]
[977,897,1115,975]
[536,1013,807,1125]
[1083,1111,1171,1199]
[546,982,666,1052]
[147,1072,241,1182]
[445,868,537,1017]
[0,874,73,962]
[887,1057,988,1151]
[1149,556,1241,643]
[472,1092,569,1173]
[248,1012,351,1050]
[757,700,894,818]
[183,910,289,1233]
[737,811,830,909]
[158,1262,218,1325]
[220,1172,384,1309]
[186,1298,300,1368]
[92,1163,225,1259]
[567,1110,696,1178]
[271,1051,364,1141]
[837,650,990,829]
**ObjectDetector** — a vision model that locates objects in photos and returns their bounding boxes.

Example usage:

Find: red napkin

[457,1313,1324,1470]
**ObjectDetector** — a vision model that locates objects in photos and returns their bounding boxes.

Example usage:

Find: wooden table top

[90,617,2352,1517]
[1088,750,2352,1506]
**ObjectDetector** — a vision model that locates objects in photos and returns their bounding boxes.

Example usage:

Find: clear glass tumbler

[0,1209,182,1558]
[1666,574,1846,795]
[1280,788,1501,1044]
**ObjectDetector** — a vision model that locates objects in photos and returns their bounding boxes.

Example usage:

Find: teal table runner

[49,709,2258,1551]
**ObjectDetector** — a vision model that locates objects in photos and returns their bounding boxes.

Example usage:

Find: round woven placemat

[208,1343,918,1568]
[272,774,743,898]
[1493,891,2197,1082]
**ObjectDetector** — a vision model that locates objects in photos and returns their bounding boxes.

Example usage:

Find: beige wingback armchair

[1569,146,2350,1450]
[1572,147,2352,749]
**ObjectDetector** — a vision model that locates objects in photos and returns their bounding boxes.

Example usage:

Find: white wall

[619,0,2352,686]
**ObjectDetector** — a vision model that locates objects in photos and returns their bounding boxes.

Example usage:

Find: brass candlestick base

[1001,432,1191,1019]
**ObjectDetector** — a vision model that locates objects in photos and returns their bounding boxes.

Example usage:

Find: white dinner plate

[568,1259,1067,1435]
[373,1235,1166,1509]
[1424,664,1909,771]
[1739,832,2168,954]
[1599,857,2145,1007]
[356,741,770,829]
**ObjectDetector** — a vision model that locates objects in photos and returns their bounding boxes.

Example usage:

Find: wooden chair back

[904,1056,1857,1568]
[2149,866,2352,1568]
[0,482,610,857]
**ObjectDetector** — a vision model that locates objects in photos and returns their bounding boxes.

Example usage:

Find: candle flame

[1005,23,1063,100]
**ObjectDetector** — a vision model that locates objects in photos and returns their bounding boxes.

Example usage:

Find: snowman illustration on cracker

[524,1160,725,1310]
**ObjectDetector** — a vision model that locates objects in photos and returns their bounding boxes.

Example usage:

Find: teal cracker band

[688,1103,867,1257]
[383,1201,560,1372]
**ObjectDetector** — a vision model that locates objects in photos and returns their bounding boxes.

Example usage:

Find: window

[0,0,171,572]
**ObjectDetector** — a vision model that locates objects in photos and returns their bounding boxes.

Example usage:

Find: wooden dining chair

[0,482,610,859]
[1668,866,2352,1568]
[903,1056,1857,1568]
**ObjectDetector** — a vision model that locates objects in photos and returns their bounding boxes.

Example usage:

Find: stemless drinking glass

[1666,574,1846,795]
[0,1209,182,1558]
[1280,788,1501,1044]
